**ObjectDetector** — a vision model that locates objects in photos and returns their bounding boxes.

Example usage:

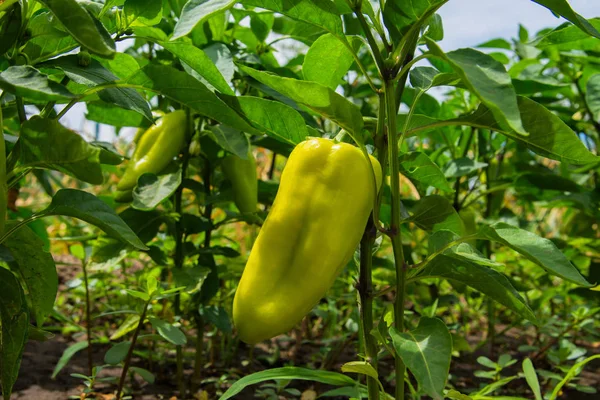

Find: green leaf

[389,317,451,400]
[86,101,150,128]
[158,40,234,95]
[416,254,537,322]
[532,0,600,40]
[303,33,355,89]
[51,341,88,378]
[427,42,525,135]
[219,367,356,400]
[127,65,258,134]
[534,18,600,47]
[21,11,79,64]
[210,125,249,158]
[383,0,447,43]
[123,0,162,27]
[398,152,453,193]
[130,366,155,383]
[37,0,116,58]
[172,0,237,40]
[522,358,542,400]
[341,361,379,380]
[110,315,140,340]
[3,222,57,326]
[406,97,599,165]
[586,74,600,121]
[39,189,148,250]
[19,117,112,184]
[0,66,74,102]
[549,355,600,400]
[408,195,465,236]
[477,38,512,50]
[104,341,131,364]
[243,0,345,43]
[41,55,152,121]
[132,168,182,211]
[220,95,309,145]
[240,65,363,139]
[200,305,232,333]
[477,223,591,287]
[0,267,29,400]
[444,158,488,178]
[148,317,187,345]
[124,289,150,301]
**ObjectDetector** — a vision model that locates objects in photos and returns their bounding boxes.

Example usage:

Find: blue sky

[437,0,598,50]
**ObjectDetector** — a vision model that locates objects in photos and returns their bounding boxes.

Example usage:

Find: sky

[62,0,600,141]
[437,0,598,50]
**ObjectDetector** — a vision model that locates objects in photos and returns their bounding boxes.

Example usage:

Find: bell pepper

[233,138,382,344]
[117,110,187,191]
[222,151,258,215]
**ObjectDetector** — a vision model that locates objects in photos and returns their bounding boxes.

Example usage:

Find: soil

[10,257,600,399]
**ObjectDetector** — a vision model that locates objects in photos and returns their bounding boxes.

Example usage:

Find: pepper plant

[0,0,599,399]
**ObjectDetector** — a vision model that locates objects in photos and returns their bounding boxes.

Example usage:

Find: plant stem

[353,5,385,74]
[116,300,150,400]
[81,257,93,376]
[15,96,26,123]
[191,314,205,392]
[385,78,407,400]
[173,109,193,397]
[358,219,379,400]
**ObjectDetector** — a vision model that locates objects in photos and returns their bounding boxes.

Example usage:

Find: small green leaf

[172,0,237,40]
[158,40,234,95]
[127,65,259,134]
[132,168,182,211]
[41,55,152,121]
[0,66,74,101]
[40,189,148,250]
[37,0,116,58]
[200,305,232,333]
[416,253,537,322]
[51,341,88,378]
[303,33,355,89]
[104,341,131,365]
[427,42,525,135]
[220,95,309,145]
[242,0,345,42]
[341,361,379,380]
[478,223,591,287]
[124,289,150,301]
[130,367,155,383]
[389,317,451,400]
[523,358,542,400]
[240,65,363,139]
[444,158,488,178]
[408,195,465,236]
[399,152,453,193]
[532,0,600,40]
[149,317,187,345]
[218,367,356,400]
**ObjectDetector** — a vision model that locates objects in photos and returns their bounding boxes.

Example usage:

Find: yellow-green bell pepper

[233,138,382,344]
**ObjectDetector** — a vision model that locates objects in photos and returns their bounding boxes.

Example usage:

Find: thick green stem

[385,79,407,400]
[358,220,379,400]
[116,301,150,399]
